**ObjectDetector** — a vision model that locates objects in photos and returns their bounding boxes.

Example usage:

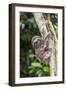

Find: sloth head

[32,36,44,49]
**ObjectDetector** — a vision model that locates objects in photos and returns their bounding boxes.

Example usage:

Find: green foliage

[28,50,50,77]
[31,62,42,68]
[20,12,58,78]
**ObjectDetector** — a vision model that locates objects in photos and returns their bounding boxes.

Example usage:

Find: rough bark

[33,13,48,39]
[33,13,57,76]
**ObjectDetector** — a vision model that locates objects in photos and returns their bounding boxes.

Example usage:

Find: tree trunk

[33,13,48,39]
[33,13,57,76]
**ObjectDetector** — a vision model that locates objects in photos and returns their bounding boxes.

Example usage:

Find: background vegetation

[20,12,58,78]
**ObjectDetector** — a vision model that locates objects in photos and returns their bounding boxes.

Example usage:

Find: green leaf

[31,62,42,68]
[29,54,35,58]
[43,66,49,72]
[28,66,33,69]
[29,49,33,53]
[29,69,34,74]
[36,70,43,76]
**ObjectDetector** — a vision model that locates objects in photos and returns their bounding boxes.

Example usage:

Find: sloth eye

[34,41,41,49]
[34,42,38,48]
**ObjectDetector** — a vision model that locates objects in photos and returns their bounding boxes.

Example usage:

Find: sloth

[31,33,51,64]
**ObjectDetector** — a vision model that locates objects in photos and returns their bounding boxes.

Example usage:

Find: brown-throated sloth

[31,33,51,64]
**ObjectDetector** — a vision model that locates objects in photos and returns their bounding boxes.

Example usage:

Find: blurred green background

[20,12,58,78]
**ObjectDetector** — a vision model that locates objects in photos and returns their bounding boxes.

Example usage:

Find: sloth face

[32,36,44,49]
[34,39,41,49]
[31,34,51,64]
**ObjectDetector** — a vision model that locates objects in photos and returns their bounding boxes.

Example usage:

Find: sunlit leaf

[31,62,42,68]
[43,66,49,72]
